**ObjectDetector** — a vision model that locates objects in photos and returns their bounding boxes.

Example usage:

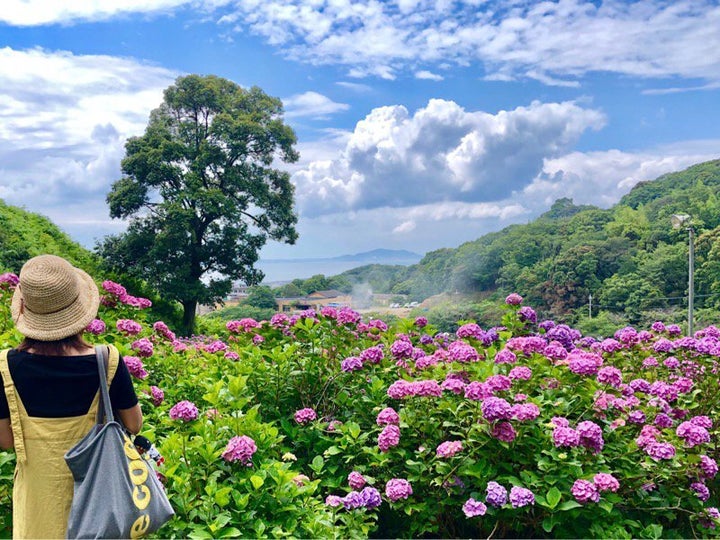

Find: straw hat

[11,255,100,341]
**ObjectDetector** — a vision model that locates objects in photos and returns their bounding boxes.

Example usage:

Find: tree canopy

[99,74,299,333]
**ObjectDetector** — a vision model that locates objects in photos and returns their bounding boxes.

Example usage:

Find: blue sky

[1,0,719,261]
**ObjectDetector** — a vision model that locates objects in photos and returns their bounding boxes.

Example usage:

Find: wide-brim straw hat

[11,254,100,341]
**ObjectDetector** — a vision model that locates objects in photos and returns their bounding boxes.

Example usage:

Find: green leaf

[214,486,233,507]
[346,422,361,439]
[558,500,582,511]
[249,475,264,489]
[311,455,325,473]
[546,487,562,509]
[324,445,342,456]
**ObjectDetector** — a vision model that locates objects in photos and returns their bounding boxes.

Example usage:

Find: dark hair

[16,333,92,356]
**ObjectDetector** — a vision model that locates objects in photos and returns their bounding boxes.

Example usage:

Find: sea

[256,259,375,283]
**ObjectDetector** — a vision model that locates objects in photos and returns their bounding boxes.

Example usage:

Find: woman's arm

[117,404,143,435]
[0,418,13,450]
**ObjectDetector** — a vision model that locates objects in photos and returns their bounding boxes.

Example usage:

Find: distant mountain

[261,249,422,264]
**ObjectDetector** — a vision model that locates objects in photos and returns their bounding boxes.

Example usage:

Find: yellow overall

[0,346,119,539]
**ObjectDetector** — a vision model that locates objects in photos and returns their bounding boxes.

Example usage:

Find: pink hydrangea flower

[85,319,106,335]
[222,435,257,466]
[153,321,176,341]
[123,356,148,379]
[0,272,19,289]
[102,280,126,297]
[572,479,599,503]
[131,338,154,358]
[436,440,463,458]
[492,421,517,442]
[116,319,142,335]
[378,425,401,452]
[294,407,317,424]
[225,351,240,360]
[376,407,400,426]
[169,400,199,422]
[593,473,620,492]
[348,471,366,489]
[505,293,523,305]
[385,478,412,501]
[150,385,164,406]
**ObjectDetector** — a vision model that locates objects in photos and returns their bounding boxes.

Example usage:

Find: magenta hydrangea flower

[511,403,540,422]
[348,471,366,489]
[456,323,482,339]
[436,440,463,458]
[341,356,363,372]
[123,356,148,379]
[378,425,401,452]
[84,318,106,335]
[102,280,127,297]
[572,479,599,503]
[150,385,164,406]
[0,272,19,289]
[376,407,400,426]
[593,473,620,492]
[441,377,466,395]
[385,478,412,502]
[505,293,523,305]
[676,421,711,447]
[691,482,711,502]
[225,351,240,360]
[494,348,517,364]
[464,381,493,401]
[169,400,199,422]
[492,421,517,442]
[131,337,154,358]
[294,408,317,424]
[414,316,428,328]
[507,368,532,384]
[701,455,719,478]
[518,306,537,324]
[645,441,676,460]
[481,397,512,421]
[152,320,176,341]
[597,366,622,387]
[116,319,142,335]
[462,498,487,518]
[553,426,580,448]
[222,435,257,466]
[361,346,384,364]
[390,339,414,359]
[447,341,480,363]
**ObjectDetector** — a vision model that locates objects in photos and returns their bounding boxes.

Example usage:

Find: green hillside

[335,159,720,326]
[0,200,99,274]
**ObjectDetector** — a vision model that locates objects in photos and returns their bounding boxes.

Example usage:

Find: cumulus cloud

[415,70,444,81]
[292,98,606,216]
[0,47,177,241]
[283,91,349,119]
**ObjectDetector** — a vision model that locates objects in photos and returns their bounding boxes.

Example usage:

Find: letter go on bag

[64,346,174,539]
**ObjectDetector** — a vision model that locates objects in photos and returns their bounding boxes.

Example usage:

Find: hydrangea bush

[1,276,720,538]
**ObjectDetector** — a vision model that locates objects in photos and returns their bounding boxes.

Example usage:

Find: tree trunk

[181,299,197,336]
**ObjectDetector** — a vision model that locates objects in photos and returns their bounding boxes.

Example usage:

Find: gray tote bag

[64,346,174,539]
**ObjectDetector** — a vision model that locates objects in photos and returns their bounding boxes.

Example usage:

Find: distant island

[259,248,423,264]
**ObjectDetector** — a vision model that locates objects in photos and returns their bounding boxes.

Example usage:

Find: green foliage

[244,287,278,310]
[0,200,100,274]
[206,304,276,324]
[3,275,720,538]
[98,74,299,334]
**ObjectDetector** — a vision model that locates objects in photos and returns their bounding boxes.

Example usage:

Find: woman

[0,254,142,539]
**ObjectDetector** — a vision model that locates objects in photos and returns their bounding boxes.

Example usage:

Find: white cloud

[282,91,349,119]
[415,70,444,81]
[209,0,720,84]
[0,0,193,25]
[0,47,177,236]
[292,98,606,216]
[393,220,416,234]
[6,1,718,86]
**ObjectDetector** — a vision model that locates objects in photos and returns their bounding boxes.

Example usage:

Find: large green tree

[99,75,299,333]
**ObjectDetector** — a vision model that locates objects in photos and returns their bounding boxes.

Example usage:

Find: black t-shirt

[0,349,139,418]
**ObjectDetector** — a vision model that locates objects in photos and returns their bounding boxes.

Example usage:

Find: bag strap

[95,345,115,424]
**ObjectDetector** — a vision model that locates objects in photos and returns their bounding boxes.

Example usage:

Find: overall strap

[0,349,27,463]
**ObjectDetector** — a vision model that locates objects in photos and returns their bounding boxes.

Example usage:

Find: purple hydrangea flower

[376,407,400,426]
[462,498,487,518]
[436,440,463,458]
[593,473,620,492]
[294,408,317,424]
[385,478,412,502]
[485,481,508,507]
[378,425,401,452]
[348,471,367,490]
[169,400,199,422]
[222,435,257,466]
[572,479,599,503]
[509,486,535,508]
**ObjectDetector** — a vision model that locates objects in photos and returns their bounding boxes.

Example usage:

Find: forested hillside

[0,200,99,273]
[337,159,720,325]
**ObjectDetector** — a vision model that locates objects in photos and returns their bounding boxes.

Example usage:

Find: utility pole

[588,294,592,319]
[688,226,695,337]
